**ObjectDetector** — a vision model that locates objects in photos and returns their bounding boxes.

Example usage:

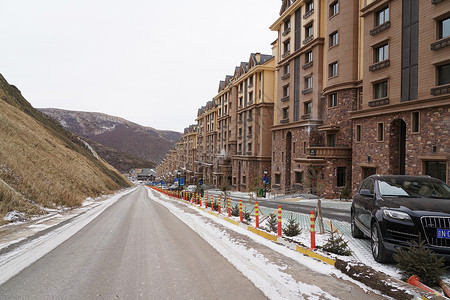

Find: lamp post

[263,170,268,198]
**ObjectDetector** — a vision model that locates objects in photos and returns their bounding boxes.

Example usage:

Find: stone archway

[389,119,407,175]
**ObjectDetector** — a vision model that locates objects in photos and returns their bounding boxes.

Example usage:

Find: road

[0,187,265,299]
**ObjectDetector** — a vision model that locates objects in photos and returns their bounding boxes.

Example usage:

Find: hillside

[0,74,131,224]
[39,108,181,166]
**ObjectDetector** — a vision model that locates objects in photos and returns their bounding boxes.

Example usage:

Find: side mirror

[360,189,374,197]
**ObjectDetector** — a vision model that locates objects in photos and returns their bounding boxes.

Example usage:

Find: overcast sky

[0,0,280,132]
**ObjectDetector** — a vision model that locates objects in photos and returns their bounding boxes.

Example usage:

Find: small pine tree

[243,208,252,223]
[283,214,301,237]
[393,239,447,287]
[213,200,219,211]
[322,230,351,256]
[231,203,240,217]
[267,213,278,233]
[339,185,352,200]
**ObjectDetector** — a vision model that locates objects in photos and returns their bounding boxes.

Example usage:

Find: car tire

[351,210,364,238]
[371,222,391,263]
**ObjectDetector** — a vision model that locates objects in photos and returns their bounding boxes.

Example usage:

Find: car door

[360,178,375,229]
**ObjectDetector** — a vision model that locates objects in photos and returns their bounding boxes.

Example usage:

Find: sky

[0,0,280,132]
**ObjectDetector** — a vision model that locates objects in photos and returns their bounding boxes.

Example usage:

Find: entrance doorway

[389,119,406,175]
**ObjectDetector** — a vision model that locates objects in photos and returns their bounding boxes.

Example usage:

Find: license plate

[437,229,450,239]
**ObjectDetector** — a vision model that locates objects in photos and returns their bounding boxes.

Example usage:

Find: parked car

[351,175,450,263]
[185,185,197,193]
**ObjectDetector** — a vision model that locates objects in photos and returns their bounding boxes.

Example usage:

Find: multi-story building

[270,0,356,198]
[352,0,450,189]
[231,53,276,191]
[195,100,218,185]
[183,124,198,185]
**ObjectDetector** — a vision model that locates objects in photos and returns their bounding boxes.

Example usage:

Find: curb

[155,189,445,300]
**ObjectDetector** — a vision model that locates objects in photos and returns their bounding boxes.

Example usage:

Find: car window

[360,178,374,194]
[378,181,409,196]
[380,177,450,199]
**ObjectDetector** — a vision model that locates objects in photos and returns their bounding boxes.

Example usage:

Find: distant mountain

[0,74,131,223]
[38,108,181,168]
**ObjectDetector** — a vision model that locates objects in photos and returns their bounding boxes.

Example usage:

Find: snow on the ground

[0,187,137,285]
[147,188,390,300]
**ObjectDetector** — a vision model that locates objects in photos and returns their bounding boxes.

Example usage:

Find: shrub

[322,230,351,256]
[283,214,301,237]
[393,239,447,287]
[243,208,251,223]
[231,203,240,217]
[339,185,352,200]
[267,213,278,233]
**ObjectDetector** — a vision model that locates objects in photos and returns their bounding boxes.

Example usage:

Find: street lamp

[263,170,269,198]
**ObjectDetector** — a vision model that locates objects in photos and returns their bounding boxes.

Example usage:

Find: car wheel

[351,210,364,238]
[371,222,391,263]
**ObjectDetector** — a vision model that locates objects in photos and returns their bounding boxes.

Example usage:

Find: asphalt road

[0,187,266,300]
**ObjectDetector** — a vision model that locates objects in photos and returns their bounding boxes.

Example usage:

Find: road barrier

[277,205,282,236]
[218,196,221,214]
[310,210,316,249]
[408,275,443,296]
[239,200,243,223]
[227,197,231,217]
[255,202,259,229]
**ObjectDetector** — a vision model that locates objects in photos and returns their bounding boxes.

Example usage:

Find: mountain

[38,109,181,169]
[0,74,131,224]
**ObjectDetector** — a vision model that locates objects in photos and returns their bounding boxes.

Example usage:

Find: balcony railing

[431,36,450,51]
[369,59,390,71]
[302,61,313,70]
[303,35,313,45]
[307,147,352,158]
[431,84,450,96]
[303,9,314,19]
[370,21,391,36]
[368,97,389,107]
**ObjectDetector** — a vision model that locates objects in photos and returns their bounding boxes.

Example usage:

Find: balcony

[281,96,290,102]
[368,97,389,107]
[302,88,312,95]
[282,51,291,58]
[303,9,314,19]
[307,147,352,159]
[281,73,290,80]
[370,21,391,36]
[369,60,390,72]
[280,118,289,124]
[432,0,444,3]
[282,28,291,36]
[431,84,450,96]
[302,61,313,70]
[431,36,450,51]
[303,35,313,45]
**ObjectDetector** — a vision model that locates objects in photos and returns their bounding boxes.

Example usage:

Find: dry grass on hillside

[0,100,126,220]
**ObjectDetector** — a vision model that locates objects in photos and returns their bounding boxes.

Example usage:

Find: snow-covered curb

[0,187,137,285]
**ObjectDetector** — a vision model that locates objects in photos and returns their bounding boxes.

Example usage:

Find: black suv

[351,175,450,263]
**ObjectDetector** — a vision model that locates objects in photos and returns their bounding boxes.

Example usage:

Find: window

[374,81,388,99]
[249,75,253,86]
[336,167,346,187]
[275,173,281,185]
[283,85,290,97]
[248,110,252,119]
[282,107,289,119]
[412,111,420,133]
[295,172,303,184]
[238,128,242,137]
[328,134,336,147]
[284,64,290,76]
[238,143,242,152]
[284,18,291,32]
[356,124,362,142]
[249,92,253,103]
[439,17,450,39]
[377,123,384,142]
[330,1,339,17]
[329,93,338,107]
[425,161,447,182]
[304,102,312,114]
[242,175,246,184]
[303,141,307,154]
[305,76,312,89]
[239,97,243,107]
[247,143,252,152]
[284,40,290,54]
[329,61,338,77]
[375,7,389,26]
[375,43,389,62]
[438,63,450,85]
[305,51,312,63]
[305,0,314,13]
[305,24,313,38]
[330,31,338,47]
[248,126,252,135]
